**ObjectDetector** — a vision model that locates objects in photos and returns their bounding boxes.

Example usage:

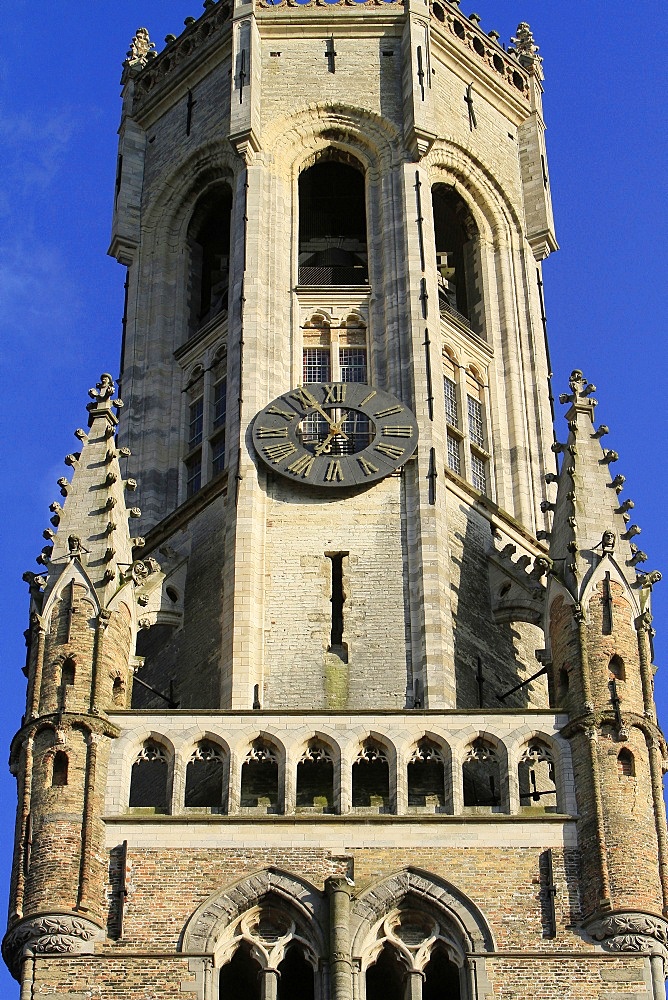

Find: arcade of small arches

[122,730,573,816]
[182,867,494,1000]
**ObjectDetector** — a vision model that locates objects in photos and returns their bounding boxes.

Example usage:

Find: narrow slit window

[618,748,635,777]
[61,658,75,687]
[52,751,69,787]
[112,676,125,706]
[328,553,346,657]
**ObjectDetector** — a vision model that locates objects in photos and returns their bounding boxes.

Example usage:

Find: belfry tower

[5,2,668,998]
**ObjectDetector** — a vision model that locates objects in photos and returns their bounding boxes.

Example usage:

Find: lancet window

[296,741,335,812]
[298,159,368,286]
[187,184,232,336]
[432,183,480,333]
[185,740,225,809]
[240,740,280,812]
[277,945,315,1000]
[462,739,501,809]
[407,740,447,810]
[352,740,391,812]
[219,942,261,1000]
[518,740,557,811]
[129,740,169,811]
[366,944,406,1000]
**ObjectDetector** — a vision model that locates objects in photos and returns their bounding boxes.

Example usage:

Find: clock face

[252,383,418,487]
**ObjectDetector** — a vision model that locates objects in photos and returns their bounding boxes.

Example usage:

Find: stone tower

[4,2,668,999]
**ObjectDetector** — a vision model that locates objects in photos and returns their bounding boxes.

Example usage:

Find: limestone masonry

[5,2,668,998]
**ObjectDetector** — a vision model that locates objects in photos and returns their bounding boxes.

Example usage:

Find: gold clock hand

[314,432,335,456]
[299,387,335,427]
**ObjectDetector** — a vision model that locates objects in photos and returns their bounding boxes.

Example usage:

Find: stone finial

[510,22,542,64]
[125,27,157,68]
[88,373,115,405]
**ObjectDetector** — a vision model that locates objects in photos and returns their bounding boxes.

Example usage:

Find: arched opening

[52,750,69,787]
[219,942,261,1000]
[188,185,232,335]
[185,741,225,808]
[112,676,125,707]
[609,655,625,681]
[423,945,461,1000]
[408,740,446,810]
[129,740,169,811]
[618,748,635,777]
[352,740,390,812]
[518,740,557,812]
[366,944,405,1000]
[463,739,501,809]
[298,159,368,286]
[61,658,75,687]
[557,668,569,706]
[240,740,280,812]
[432,184,479,331]
[277,944,315,1000]
[296,741,334,812]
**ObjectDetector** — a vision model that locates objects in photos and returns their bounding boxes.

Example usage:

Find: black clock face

[252,383,418,487]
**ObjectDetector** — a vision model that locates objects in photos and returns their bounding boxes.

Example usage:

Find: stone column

[326,876,353,1000]
[650,954,666,1000]
[260,968,280,1000]
[405,969,424,1000]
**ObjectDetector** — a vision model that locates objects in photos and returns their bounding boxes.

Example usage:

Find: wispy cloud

[0,239,81,353]
[0,110,76,211]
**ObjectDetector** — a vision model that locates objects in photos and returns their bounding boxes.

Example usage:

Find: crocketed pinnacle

[548,370,655,600]
[34,375,141,605]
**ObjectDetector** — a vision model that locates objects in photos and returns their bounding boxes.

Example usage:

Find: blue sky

[0,2,666,994]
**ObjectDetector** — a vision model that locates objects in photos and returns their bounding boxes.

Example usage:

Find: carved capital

[2,913,104,977]
[586,911,668,960]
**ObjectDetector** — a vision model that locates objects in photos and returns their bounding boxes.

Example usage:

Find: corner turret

[3,376,163,981]
[543,370,668,955]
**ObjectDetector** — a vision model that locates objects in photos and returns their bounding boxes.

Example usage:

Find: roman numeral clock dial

[252,383,419,487]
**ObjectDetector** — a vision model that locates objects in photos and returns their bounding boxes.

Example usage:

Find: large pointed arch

[351,867,495,958]
[181,867,326,957]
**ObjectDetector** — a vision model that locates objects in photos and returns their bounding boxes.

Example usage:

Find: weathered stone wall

[448,495,548,710]
[263,475,408,709]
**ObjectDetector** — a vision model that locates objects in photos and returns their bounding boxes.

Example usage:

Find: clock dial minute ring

[253,383,419,488]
